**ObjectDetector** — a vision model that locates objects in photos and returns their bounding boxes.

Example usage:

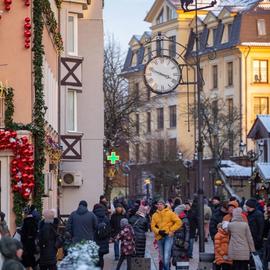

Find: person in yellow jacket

[151,199,182,270]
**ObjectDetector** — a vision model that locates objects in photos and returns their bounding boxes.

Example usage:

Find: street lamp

[238,140,264,196]
[144,178,151,202]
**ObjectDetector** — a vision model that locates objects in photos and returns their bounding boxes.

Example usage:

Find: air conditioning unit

[61,171,83,187]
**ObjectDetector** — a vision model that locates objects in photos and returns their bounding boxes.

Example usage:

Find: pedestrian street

[104,232,214,270]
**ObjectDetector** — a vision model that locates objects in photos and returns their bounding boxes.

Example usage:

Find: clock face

[144,56,181,94]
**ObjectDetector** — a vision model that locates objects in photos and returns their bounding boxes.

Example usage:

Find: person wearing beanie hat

[66,200,98,243]
[223,200,248,223]
[129,205,149,257]
[99,195,111,217]
[246,198,265,252]
[115,218,135,270]
[110,202,126,260]
[151,199,182,270]
[227,208,255,270]
[211,196,221,214]
[172,205,190,266]
[39,209,61,270]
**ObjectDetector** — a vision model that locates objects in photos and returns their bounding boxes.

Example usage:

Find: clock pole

[180,0,217,253]
[194,0,205,253]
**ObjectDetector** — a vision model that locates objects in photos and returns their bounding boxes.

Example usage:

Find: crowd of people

[0,194,270,270]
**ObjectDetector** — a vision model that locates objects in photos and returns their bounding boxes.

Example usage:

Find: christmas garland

[32,0,46,213]
[43,0,64,52]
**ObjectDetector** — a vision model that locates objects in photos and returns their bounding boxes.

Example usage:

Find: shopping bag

[252,253,263,270]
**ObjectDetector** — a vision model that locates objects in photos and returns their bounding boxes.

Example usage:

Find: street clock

[144,55,181,95]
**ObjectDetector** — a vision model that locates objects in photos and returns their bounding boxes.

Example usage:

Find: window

[169,138,177,160]
[67,14,78,55]
[212,100,218,124]
[157,140,164,161]
[131,51,138,66]
[166,6,177,21]
[135,144,140,163]
[156,9,164,24]
[227,62,233,86]
[254,97,269,118]
[253,60,268,83]
[0,95,4,128]
[136,114,140,136]
[227,98,233,121]
[134,83,139,103]
[146,143,151,163]
[212,65,218,89]
[169,36,176,58]
[169,105,177,128]
[157,108,164,130]
[67,90,77,131]
[207,28,217,47]
[147,112,151,133]
[257,19,266,36]
[228,24,232,40]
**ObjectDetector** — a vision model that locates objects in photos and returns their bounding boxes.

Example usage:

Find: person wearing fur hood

[172,204,190,266]
[214,222,232,270]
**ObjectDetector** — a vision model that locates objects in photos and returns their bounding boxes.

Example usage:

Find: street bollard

[198,253,216,270]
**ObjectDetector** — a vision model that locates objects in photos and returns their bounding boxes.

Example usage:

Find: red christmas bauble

[24,23,31,30]
[28,182,34,188]
[12,160,18,166]
[11,168,17,174]
[4,0,12,4]
[13,185,19,192]
[25,1,30,6]
[25,43,30,49]
[25,17,31,22]
[24,30,31,38]
[21,136,28,143]
[14,175,20,181]
[11,131,17,137]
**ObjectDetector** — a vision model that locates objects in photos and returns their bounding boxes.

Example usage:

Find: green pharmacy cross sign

[107,152,120,165]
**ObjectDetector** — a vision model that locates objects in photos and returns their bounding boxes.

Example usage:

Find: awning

[257,163,270,182]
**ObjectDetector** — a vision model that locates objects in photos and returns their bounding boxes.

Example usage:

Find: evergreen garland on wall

[32,0,46,213]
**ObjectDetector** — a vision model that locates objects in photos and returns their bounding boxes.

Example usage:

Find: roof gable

[218,6,236,20]
[203,11,218,26]
[128,35,141,47]
[145,0,164,23]
[248,115,270,139]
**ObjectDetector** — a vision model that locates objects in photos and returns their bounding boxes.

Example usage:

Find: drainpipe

[244,46,251,146]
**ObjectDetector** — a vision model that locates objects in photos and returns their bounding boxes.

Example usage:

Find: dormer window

[156,9,164,24]
[207,28,217,47]
[131,51,138,66]
[167,6,177,21]
[222,23,232,43]
[257,19,266,36]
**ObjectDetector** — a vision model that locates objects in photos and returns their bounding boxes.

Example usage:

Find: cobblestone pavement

[104,233,214,270]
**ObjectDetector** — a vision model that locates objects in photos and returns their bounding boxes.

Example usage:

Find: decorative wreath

[0,130,34,200]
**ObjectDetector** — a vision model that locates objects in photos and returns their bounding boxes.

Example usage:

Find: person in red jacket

[214,223,232,270]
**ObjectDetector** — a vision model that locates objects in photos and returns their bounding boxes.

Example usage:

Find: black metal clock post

[181,0,217,253]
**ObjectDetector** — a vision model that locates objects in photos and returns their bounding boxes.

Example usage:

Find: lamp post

[239,140,264,196]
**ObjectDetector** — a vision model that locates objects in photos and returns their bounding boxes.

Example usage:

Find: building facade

[59,0,104,215]
[123,0,270,200]
[0,0,60,231]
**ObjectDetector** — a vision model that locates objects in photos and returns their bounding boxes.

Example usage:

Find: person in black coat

[246,199,264,251]
[129,205,148,257]
[185,201,198,259]
[110,203,126,260]
[209,201,228,241]
[66,200,98,243]
[39,209,61,270]
[21,207,38,269]
[0,237,24,270]
[93,204,110,269]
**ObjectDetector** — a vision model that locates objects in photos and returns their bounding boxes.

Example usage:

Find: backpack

[96,222,110,240]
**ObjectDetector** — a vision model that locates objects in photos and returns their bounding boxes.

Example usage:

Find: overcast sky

[104,0,155,52]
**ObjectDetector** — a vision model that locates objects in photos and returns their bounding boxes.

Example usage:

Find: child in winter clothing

[214,223,232,270]
[115,218,135,270]
[172,205,190,266]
